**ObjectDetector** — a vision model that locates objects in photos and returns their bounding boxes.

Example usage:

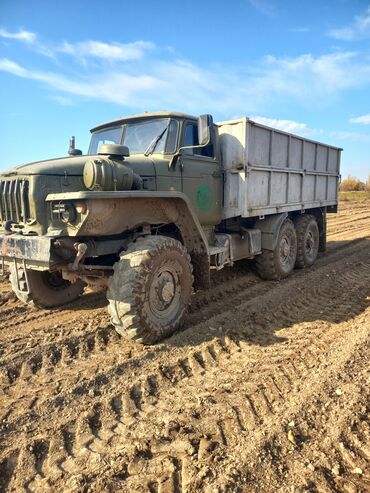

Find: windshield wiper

[144,124,170,156]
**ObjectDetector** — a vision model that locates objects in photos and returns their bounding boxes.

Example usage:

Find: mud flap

[255,213,288,251]
[11,258,30,294]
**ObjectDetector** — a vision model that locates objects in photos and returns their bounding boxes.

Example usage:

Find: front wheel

[107,235,193,344]
[9,267,85,308]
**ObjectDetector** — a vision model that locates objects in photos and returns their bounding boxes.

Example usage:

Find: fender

[46,190,210,289]
[255,212,288,251]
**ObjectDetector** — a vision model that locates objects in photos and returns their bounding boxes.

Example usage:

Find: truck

[0,112,341,343]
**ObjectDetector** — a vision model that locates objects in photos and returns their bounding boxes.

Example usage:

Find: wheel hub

[282,240,290,257]
[161,279,175,303]
[151,271,178,312]
[305,232,314,254]
[280,237,291,261]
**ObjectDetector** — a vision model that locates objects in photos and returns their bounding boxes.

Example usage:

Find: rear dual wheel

[256,218,297,280]
[256,215,319,280]
[294,215,319,269]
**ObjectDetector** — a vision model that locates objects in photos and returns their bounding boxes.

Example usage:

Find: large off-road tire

[294,214,319,269]
[256,218,297,280]
[107,235,193,344]
[9,266,85,308]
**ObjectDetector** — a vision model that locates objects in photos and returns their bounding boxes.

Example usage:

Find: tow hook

[72,242,88,270]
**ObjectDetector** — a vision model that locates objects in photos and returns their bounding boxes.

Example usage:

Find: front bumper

[0,234,54,270]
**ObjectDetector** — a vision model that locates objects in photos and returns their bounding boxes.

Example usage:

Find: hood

[0,155,89,177]
[0,154,159,179]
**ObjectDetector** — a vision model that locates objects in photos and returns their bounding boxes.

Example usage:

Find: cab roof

[90,111,197,133]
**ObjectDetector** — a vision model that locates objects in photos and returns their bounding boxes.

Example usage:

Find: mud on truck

[0,112,341,343]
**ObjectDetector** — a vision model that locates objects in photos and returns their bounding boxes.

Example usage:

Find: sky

[0,0,370,180]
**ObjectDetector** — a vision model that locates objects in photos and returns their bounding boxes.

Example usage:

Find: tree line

[339,175,370,192]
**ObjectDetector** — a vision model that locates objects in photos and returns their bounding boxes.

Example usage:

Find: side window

[183,123,198,154]
[183,123,214,158]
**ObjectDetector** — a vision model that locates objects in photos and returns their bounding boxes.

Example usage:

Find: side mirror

[198,114,213,146]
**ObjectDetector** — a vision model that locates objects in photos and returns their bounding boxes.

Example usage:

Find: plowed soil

[0,201,369,493]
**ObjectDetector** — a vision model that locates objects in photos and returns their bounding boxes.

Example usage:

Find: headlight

[61,204,76,223]
[52,202,77,223]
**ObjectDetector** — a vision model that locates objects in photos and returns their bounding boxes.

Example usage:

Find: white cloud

[329,130,370,143]
[0,58,29,77]
[328,6,370,41]
[0,28,55,58]
[0,27,154,63]
[0,58,163,105]
[254,52,370,100]
[49,95,74,106]
[0,50,369,113]
[0,28,36,44]
[349,114,370,124]
[248,0,275,17]
[59,40,155,62]
[250,116,316,136]
[249,116,370,143]
[1,31,370,115]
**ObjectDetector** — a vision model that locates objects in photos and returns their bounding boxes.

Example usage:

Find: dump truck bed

[217,118,341,219]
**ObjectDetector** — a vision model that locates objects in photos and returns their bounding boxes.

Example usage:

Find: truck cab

[87,112,223,227]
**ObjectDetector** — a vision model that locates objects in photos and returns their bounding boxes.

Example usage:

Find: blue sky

[1,0,370,180]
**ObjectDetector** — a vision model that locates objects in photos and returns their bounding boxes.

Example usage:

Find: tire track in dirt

[0,234,368,414]
[1,236,369,492]
[0,326,118,402]
[242,337,369,493]
[329,222,370,241]
[0,202,370,492]
[0,292,107,335]
[328,206,370,241]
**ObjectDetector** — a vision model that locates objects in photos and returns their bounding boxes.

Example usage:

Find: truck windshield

[89,118,179,155]
[88,127,122,155]
[123,118,171,154]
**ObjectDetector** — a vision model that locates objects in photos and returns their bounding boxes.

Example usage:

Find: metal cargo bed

[217,118,341,220]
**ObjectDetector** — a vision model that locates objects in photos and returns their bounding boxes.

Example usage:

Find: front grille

[0,178,30,224]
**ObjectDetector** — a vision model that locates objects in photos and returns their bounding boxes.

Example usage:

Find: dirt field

[0,201,369,493]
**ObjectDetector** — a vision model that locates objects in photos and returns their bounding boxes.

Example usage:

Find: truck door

[179,121,222,226]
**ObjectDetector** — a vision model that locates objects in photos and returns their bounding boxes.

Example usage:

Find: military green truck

[0,112,341,343]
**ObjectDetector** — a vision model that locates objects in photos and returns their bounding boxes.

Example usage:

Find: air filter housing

[83,156,134,191]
